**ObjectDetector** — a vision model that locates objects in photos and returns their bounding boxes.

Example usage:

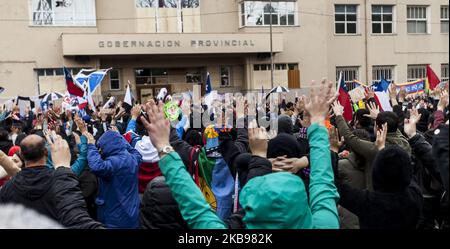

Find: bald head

[20,135,47,165]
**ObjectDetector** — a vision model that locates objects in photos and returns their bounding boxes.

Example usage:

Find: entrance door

[137,85,172,103]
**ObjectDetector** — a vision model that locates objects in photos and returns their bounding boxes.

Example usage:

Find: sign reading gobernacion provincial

[62,33,283,55]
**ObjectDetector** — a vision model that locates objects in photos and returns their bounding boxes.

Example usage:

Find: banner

[394,79,425,95]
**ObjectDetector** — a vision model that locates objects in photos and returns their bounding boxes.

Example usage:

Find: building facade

[0,0,448,103]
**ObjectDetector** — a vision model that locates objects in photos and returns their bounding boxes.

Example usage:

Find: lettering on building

[98,40,256,49]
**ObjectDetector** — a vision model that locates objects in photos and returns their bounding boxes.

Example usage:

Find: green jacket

[336,115,411,191]
[158,123,339,229]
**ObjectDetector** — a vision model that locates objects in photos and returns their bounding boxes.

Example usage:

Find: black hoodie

[336,145,423,229]
[0,166,103,229]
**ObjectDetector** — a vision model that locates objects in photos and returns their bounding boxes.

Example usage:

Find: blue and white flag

[205,72,212,95]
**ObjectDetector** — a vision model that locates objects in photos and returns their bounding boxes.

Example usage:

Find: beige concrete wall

[38,76,66,94]
[0,0,448,100]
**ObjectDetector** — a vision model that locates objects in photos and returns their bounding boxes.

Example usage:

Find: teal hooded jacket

[158,122,340,229]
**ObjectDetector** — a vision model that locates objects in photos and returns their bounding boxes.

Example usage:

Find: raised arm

[69,133,88,176]
[141,101,226,229]
[405,109,442,183]
[305,80,340,229]
[332,102,378,161]
[47,133,103,229]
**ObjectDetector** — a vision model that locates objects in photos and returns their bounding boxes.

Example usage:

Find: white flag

[103,96,115,109]
[124,84,132,106]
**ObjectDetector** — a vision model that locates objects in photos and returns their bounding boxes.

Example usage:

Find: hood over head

[240,172,312,229]
[97,130,131,157]
[278,114,293,135]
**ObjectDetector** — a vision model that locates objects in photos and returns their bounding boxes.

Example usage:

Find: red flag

[427,65,440,90]
[338,77,353,121]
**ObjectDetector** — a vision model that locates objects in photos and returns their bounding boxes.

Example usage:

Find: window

[136,0,156,7]
[109,69,121,90]
[36,68,71,76]
[442,6,449,33]
[135,68,168,85]
[135,0,199,33]
[30,0,96,26]
[407,6,428,34]
[336,66,359,90]
[275,64,287,70]
[442,64,449,82]
[335,5,358,34]
[407,65,427,82]
[372,66,395,84]
[253,63,298,71]
[220,66,231,87]
[240,1,296,27]
[186,68,202,83]
[372,5,394,34]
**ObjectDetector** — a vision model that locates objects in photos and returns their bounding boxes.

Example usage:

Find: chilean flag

[337,72,353,121]
[64,67,85,97]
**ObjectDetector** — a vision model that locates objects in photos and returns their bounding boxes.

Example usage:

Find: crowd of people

[0,80,448,229]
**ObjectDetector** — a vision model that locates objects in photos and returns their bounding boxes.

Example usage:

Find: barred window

[36,68,80,76]
[253,63,298,71]
[29,0,96,26]
[336,66,359,90]
[372,66,395,84]
[441,6,449,33]
[241,1,297,27]
[335,5,358,34]
[407,6,428,34]
[220,66,232,87]
[407,65,427,82]
[442,64,449,82]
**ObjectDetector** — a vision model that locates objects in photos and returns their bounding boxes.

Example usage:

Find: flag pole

[269,0,274,89]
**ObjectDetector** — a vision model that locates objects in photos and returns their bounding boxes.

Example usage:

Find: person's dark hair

[376,111,399,133]
[0,128,9,140]
[20,136,46,162]
[352,129,371,141]
[353,109,372,128]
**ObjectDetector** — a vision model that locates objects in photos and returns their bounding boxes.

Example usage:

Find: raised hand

[305,79,339,125]
[331,100,344,117]
[438,90,449,111]
[131,104,142,119]
[248,120,268,158]
[375,123,388,151]
[74,114,87,134]
[140,100,170,151]
[45,130,71,168]
[329,127,344,153]
[404,108,422,138]
[366,87,375,99]
[83,131,96,145]
[73,132,81,145]
[364,102,380,120]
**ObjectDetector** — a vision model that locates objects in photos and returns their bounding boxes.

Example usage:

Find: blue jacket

[87,130,142,229]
